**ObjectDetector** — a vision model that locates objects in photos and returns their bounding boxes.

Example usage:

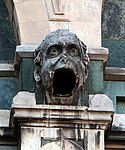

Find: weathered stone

[42,139,84,150]
[12,91,36,106]
[13,0,48,23]
[89,94,114,111]
[112,114,125,131]
[34,29,89,105]
[0,110,10,127]
[0,78,17,109]
[11,0,102,47]
[10,104,113,150]
[19,21,49,44]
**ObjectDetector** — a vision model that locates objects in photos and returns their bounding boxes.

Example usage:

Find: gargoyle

[34,29,89,105]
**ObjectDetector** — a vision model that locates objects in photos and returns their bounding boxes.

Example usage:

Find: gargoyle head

[34,29,89,105]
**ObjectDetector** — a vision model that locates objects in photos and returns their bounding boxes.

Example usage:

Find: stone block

[68,0,102,22]
[49,21,69,31]
[112,114,125,131]
[42,139,83,150]
[19,21,49,44]
[13,91,36,106]
[69,22,101,48]
[89,94,114,111]
[0,110,10,127]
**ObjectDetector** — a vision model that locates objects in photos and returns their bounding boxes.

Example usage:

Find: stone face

[89,94,114,111]
[34,29,89,105]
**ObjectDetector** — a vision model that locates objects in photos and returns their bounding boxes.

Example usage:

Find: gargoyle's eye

[47,45,61,58]
[67,45,79,57]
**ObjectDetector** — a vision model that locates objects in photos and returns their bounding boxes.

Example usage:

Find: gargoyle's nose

[61,55,68,63]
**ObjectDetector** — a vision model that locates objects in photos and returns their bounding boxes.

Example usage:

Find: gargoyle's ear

[80,41,89,86]
[83,53,89,84]
[34,65,41,88]
[34,48,43,88]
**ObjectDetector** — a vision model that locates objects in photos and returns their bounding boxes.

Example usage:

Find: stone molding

[104,67,125,81]
[0,64,16,77]
[10,92,114,129]
[10,100,113,131]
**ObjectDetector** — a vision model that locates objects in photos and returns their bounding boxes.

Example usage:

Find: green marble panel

[102,0,125,68]
[104,81,125,112]
[0,78,18,109]
[102,0,125,40]
[19,58,45,104]
[0,146,17,150]
[0,0,16,63]
[87,61,104,94]
[19,58,36,92]
[102,40,125,67]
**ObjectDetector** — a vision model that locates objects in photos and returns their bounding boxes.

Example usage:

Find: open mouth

[53,68,76,97]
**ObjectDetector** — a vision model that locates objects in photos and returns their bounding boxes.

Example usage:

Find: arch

[4,0,49,45]
[4,0,103,48]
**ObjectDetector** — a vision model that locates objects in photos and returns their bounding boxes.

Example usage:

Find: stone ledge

[10,104,113,130]
[88,47,108,63]
[0,64,17,77]
[104,67,125,81]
